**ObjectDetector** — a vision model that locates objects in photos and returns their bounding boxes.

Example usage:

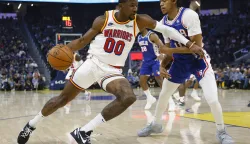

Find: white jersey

[88,10,140,67]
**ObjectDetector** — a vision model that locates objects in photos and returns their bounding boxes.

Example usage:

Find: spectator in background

[25,80,33,91]
[32,70,40,90]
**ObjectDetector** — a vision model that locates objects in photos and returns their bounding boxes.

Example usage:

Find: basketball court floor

[0,88,249,144]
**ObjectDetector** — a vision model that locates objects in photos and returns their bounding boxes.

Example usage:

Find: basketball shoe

[70,128,92,144]
[17,123,36,144]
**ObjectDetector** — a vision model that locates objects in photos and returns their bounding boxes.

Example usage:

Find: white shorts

[70,55,125,91]
[65,69,73,80]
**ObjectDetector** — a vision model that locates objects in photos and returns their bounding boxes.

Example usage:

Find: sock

[154,79,179,124]
[210,101,225,131]
[80,113,105,132]
[144,89,153,99]
[192,88,197,93]
[29,111,45,128]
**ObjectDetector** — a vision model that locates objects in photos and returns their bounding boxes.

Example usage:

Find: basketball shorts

[140,60,160,76]
[168,53,212,84]
[70,55,125,91]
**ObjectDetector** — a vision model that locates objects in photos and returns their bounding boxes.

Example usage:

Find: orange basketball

[47,45,74,70]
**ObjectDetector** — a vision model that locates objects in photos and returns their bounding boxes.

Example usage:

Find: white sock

[80,113,105,132]
[192,89,197,93]
[144,89,153,99]
[154,79,180,124]
[29,111,45,128]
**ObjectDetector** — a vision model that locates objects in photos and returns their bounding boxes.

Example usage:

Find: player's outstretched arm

[136,14,204,56]
[67,14,106,52]
[137,14,190,47]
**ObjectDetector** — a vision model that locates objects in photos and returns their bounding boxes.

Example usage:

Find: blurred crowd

[215,64,250,89]
[0,17,46,91]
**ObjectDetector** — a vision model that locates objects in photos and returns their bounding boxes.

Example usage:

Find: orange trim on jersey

[202,58,209,77]
[112,10,130,24]
[101,11,109,32]
[133,15,137,37]
[69,78,84,90]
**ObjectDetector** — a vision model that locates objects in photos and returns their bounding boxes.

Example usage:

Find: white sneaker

[144,96,156,110]
[191,89,201,101]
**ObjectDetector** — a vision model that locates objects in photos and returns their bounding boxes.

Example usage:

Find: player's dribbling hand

[189,44,205,58]
[160,67,171,79]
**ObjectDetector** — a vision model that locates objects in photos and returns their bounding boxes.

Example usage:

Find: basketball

[47,45,74,70]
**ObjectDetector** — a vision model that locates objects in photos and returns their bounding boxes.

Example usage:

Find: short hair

[118,0,128,3]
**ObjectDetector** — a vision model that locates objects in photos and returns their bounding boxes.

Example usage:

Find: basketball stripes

[112,10,130,24]
[69,63,85,90]
[133,15,137,37]
[99,74,124,89]
[101,11,109,32]
[202,58,209,77]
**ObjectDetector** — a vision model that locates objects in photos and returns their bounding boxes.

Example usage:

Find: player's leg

[140,75,156,109]
[176,83,186,106]
[138,62,189,137]
[195,58,234,143]
[17,59,96,144]
[137,78,180,137]
[140,62,156,110]
[71,77,136,143]
[190,79,201,101]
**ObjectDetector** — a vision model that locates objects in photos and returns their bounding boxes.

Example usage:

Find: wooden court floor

[0,88,249,144]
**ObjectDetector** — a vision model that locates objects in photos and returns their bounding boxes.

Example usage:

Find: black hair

[118,0,128,3]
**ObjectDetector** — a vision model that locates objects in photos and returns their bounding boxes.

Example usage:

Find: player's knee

[122,95,136,107]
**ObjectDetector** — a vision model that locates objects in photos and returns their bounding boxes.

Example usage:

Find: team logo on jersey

[125,24,133,28]
[176,20,180,23]
[108,22,114,26]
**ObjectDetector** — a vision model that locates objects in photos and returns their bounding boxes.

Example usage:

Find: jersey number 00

[104,38,125,56]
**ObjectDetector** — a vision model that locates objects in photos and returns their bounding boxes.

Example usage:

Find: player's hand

[157,54,165,61]
[160,67,171,79]
[189,44,205,58]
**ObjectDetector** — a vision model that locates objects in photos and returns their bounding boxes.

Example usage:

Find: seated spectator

[25,80,33,91]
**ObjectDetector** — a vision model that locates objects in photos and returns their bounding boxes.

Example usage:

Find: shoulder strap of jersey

[101,11,109,32]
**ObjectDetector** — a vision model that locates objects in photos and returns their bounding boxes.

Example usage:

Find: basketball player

[137,29,163,109]
[137,29,176,111]
[138,0,234,143]
[17,0,203,143]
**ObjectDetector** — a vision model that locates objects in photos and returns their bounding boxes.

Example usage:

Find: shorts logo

[197,70,203,77]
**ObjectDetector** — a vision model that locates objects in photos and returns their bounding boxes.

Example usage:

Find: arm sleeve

[182,9,202,36]
[160,19,170,44]
[154,21,189,45]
